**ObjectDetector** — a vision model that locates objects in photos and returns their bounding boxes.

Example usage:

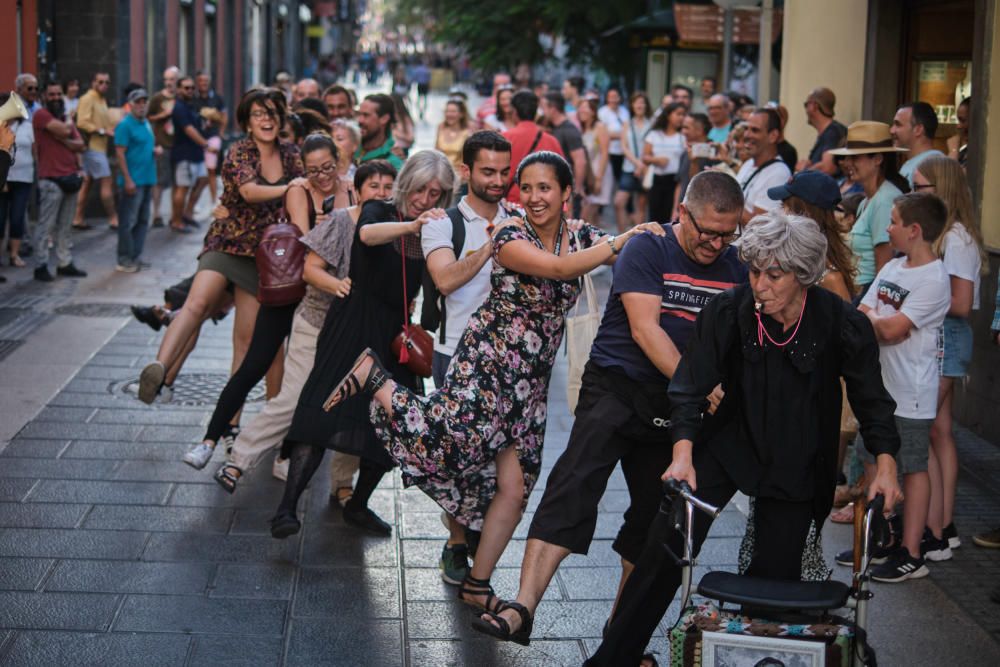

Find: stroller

[662,479,888,667]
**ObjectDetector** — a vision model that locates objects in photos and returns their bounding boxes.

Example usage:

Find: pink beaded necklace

[756,290,808,348]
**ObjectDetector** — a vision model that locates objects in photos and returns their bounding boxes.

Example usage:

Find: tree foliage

[396,0,650,75]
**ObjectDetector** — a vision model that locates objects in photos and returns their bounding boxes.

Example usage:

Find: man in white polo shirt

[736,107,792,224]
[421,130,517,587]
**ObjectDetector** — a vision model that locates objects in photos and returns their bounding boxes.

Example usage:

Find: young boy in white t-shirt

[858,192,951,582]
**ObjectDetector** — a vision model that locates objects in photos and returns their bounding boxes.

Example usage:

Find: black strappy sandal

[457,574,503,614]
[471,600,534,646]
[323,347,390,410]
[213,464,242,495]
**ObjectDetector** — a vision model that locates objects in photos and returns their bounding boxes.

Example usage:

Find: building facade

[1,0,324,111]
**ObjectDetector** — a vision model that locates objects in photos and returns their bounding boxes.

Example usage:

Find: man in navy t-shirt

[170,75,214,232]
[488,171,747,640]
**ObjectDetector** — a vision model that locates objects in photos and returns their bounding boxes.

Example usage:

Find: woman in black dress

[271,149,456,538]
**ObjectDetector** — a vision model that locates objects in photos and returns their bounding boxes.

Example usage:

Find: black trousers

[648,173,677,224]
[203,302,297,443]
[585,447,814,666]
[609,154,625,182]
[528,362,672,563]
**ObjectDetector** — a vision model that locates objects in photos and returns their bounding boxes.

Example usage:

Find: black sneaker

[920,528,953,562]
[56,263,87,278]
[943,522,961,549]
[342,504,392,536]
[131,305,163,332]
[33,266,54,282]
[835,539,897,567]
[871,549,929,582]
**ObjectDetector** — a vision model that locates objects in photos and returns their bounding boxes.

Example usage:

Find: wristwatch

[606,235,619,255]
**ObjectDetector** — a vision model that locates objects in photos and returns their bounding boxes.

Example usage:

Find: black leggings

[648,173,677,224]
[203,302,297,443]
[276,442,388,518]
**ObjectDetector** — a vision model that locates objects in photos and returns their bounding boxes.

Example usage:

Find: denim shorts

[618,171,643,193]
[174,160,207,187]
[82,149,111,179]
[858,416,932,474]
[940,316,973,378]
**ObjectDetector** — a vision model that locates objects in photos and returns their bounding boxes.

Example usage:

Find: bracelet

[606,235,619,256]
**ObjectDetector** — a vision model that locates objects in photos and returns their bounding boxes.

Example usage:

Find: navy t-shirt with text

[589,224,747,383]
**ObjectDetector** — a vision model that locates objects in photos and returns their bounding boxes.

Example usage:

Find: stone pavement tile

[75,365,136,381]
[408,638,585,666]
[0,591,120,630]
[0,439,71,458]
[168,481,286,509]
[188,635,283,667]
[0,458,119,480]
[293,566,400,618]
[1,631,191,667]
[404,566,552,602]
[531,599,622,639]
[27,479,171,505]
[114,594,287,636]
[407,600,513,641]
[45,560,215,595]
[0,558,55,591]
[0,502,89,528]
[89,353,142,367]
[61,378,117,394]
[17,421,143,441]
[136,425,208,443]
[557,565,715,602]
[232,491,397,535]
[33,407,98,423]
[82,504,233,533]
[286,617,403,666]
[210,563,296,600]
[562,540,627,568]
[113,461,219,484]
[48,392,135,409]
[62,440,191,462]
[0,479,36,502]
[90,408,209,426]
[141,533,299,564]
[0,529,147,559]
[401,511,468,538]
[299,523,398,568]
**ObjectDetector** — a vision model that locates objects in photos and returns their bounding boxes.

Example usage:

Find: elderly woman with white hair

[270,149,456,539]
[590,210,905,666]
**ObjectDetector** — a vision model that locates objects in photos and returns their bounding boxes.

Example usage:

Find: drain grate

[55,303,134,317]
[112,373,267,407]
[0,339,23,363]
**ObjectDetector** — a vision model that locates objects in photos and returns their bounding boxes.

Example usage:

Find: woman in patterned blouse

[137,88,304,406]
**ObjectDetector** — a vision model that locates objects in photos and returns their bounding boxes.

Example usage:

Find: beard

[45,99,66,119]
[469,179,504,205]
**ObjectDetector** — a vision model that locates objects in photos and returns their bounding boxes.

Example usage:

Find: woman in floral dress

[325,151,663,614]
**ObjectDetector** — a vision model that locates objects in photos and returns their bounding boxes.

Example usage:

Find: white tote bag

[565,268,602,414]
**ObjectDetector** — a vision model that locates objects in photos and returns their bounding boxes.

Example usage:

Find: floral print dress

[371,222,608,529]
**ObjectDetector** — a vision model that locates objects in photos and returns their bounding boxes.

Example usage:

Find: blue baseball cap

[767,170,842,211]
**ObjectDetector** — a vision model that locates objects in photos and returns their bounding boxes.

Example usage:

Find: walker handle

[663,479,723,519]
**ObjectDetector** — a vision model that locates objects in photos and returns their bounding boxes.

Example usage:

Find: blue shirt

[708,124,732,143]
[849,180,904,286]
[589,225,747,383]
[114,114,156,187]
[899,149,944,187]
[170,98,205,165]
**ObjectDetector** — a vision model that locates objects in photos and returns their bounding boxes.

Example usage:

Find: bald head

[707,94,731,128]
[293,78,320,104]
[808,87,836,117]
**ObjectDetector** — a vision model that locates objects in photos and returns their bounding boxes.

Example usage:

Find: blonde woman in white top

[613,92,653,231]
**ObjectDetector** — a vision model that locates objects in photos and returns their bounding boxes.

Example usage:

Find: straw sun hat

[828,121,909,156]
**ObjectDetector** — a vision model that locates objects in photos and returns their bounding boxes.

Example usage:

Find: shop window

[915,59,972,126]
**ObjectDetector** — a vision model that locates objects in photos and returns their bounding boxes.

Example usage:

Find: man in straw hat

[829,121,909,299]
[797,86,847,175]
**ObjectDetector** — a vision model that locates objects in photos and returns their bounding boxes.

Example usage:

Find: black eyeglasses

[685,206,740,244]
[913,183,935,190]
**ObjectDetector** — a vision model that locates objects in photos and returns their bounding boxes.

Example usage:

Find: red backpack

[255,186,315,306]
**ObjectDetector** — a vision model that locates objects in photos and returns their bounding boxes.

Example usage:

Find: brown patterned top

[201,137,304,258]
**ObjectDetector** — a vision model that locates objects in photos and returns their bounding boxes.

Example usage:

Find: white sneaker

[218,426,240,457]
[154,384,174,404]
[272,455,289,481]
[183,442,215,469]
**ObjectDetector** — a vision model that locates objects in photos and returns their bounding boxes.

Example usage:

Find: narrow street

[0,90,998,666]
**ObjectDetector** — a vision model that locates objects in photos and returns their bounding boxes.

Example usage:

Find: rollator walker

[662,479,888,667]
